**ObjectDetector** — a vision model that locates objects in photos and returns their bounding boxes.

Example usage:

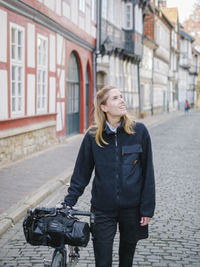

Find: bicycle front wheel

[51,251,64,267]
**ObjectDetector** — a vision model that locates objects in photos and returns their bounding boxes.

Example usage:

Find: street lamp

[102,36,113,55]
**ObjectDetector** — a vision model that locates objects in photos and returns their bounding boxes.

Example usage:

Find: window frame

[79,0,85,13]
[91,0,96,22]
[10,22,25,117]
[37,34,48,114]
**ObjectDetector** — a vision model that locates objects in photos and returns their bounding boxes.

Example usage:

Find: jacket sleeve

[140,127,156,218]
[64,132,94,207]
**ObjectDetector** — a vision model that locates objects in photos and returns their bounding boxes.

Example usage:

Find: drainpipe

[151,50,155,115]
[93,0,102,100]
[137,60,142,118]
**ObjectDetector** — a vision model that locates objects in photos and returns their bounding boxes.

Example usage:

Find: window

[124,3,132,29]
[37,35,48,112]
[67,52,80,135]
[10,23,24,116]
[79,0,85,12]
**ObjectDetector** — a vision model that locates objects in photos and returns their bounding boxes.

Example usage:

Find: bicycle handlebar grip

[34,207,56,213]
[70,210,91,216]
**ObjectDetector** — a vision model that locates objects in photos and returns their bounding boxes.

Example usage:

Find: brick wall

[144,14,154,41]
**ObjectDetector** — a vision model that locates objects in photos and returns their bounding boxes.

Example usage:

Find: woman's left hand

[140,217,151,226]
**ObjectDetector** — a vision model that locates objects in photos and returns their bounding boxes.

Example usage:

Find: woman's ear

[100,104,107,113]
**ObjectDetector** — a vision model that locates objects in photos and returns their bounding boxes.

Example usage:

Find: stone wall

[0,121,57,167]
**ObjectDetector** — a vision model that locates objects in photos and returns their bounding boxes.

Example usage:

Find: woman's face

[100,88,127,118]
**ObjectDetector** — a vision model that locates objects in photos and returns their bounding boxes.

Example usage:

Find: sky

[166,0,197,23]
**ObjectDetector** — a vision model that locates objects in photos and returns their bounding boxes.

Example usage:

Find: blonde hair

[89,85,135,147]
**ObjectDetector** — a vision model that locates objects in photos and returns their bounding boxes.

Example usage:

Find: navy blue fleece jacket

[64,122,156,217]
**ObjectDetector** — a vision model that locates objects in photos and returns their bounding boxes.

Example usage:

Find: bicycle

[24,207,94,267]
[45,208,94,267]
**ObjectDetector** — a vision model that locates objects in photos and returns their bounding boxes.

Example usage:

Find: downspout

[138,0,146,119]
[93,0,102,100]
[151,50,155,115]
[137,60,142,118]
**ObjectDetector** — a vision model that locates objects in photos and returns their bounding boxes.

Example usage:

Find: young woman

[63,85,156,267]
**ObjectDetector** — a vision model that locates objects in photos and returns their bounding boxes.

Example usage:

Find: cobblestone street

[0,110,200,266]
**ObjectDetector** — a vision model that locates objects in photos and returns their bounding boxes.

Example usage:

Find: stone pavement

[1,109,200,266]
[0,110,184,236]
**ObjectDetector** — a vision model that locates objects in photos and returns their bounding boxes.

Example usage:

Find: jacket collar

[104,118,124,135]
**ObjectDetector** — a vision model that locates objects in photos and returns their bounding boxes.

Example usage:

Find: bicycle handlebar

[35,207,56,213]
[28,206,92,218]
[69,210,91,216]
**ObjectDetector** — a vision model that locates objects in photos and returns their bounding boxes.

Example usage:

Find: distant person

[185,99,190,114]
[63,85,156,267]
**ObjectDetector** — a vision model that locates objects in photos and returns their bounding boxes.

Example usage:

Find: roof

[154,7,174,28]
[161,7,179,26]
[180,30,195,42]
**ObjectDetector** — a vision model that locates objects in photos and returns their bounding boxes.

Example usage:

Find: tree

[194,0,200,7]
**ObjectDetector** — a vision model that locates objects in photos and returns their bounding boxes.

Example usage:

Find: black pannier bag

[23,207,90,248]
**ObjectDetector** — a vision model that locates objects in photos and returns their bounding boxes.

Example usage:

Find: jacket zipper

[115,132,120,201]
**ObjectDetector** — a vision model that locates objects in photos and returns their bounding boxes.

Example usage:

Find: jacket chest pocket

[122,144,143,178]
[122,144,143,165]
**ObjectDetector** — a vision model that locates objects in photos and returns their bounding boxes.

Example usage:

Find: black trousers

[92,207,140,267]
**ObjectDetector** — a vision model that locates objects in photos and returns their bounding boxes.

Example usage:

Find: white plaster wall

[109,55,115,85]
[153,86,164,107]
[0,70,8,119]
[27,23,35,68]
[178,68,187,105]
[57,34,65,66]
[143,83,151,110]
[57,69,65,98]
[56,102,65,132]
[0,9,7,63]
[49,77,56,113]
[50,34,56,72]
[27,74,35,116]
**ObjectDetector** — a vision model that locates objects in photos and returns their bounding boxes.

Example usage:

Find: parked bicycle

[23,206,94,267]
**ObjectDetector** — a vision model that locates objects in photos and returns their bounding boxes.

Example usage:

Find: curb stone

[0,168,73,236]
